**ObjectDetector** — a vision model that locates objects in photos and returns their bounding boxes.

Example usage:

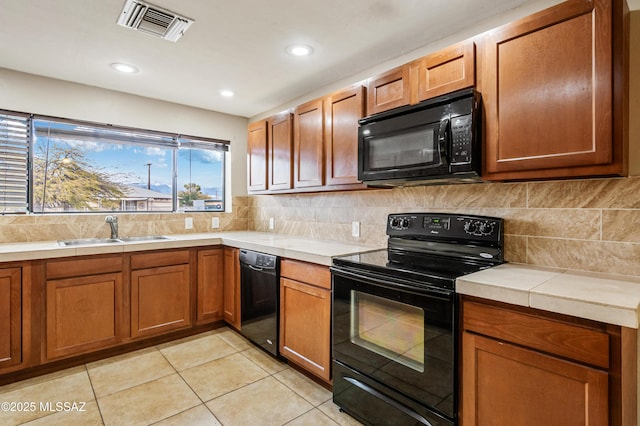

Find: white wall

[0,68,249,199]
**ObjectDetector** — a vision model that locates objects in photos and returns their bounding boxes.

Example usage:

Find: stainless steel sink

[119,235,173,242]
[58,238,122,247]
[57,236,172,246]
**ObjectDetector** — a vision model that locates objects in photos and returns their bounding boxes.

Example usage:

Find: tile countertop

[3,232,639,329]
[457,263,640,329]
[0,231,381,266]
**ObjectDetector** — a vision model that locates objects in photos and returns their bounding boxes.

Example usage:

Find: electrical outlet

[211,217,220,229]
[269,217,275,230]
[185,217,193,229]
[351,221,360,238]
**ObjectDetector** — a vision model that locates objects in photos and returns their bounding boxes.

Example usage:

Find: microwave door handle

[438,118,450,166]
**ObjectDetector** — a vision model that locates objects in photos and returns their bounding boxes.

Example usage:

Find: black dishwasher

[239,249,280,357]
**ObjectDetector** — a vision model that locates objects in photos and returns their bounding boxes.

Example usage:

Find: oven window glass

[350,291,424,372]
[366,126,435,170]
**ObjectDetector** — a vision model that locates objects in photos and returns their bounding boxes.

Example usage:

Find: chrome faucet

[105,215,118,239]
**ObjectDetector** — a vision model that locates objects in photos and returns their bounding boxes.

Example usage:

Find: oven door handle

[331,267,453,301]
[343,376,435,426]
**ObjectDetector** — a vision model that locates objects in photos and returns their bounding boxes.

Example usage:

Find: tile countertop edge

[0,231,381,266]
[457,263,640,329]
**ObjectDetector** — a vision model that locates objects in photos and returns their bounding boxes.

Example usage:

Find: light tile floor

[0,327,363,426]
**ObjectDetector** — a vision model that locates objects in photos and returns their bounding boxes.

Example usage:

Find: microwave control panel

[450,114,472,165]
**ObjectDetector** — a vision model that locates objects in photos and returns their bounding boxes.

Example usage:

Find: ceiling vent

[116,0,194,42]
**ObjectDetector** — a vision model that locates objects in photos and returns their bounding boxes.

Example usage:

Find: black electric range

[331,212,504,426]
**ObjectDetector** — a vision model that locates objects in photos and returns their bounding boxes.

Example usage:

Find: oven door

[332,267,456,425]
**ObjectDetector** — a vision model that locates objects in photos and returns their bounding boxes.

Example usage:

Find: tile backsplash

[1,179,638,279]
[0,196,248,244]
[248,176,640,278]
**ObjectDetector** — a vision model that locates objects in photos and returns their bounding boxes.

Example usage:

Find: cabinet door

[268,113,293,191]
[0,268,21,369]
[197,248,223,324]
[131,264,190,339]
[279,277,331,382]
[247,120,268,192]
[416,40,475,101]
[223,247,241,329]
[325,86,365,187]
[462,332,608,425]
[366,65,410,114]
[294,98,325,188]
[46,273,123,360]
[481,0,624,180]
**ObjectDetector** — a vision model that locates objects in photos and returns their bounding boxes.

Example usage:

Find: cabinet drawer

[130,250,190,270]
[463,300,609,369]
[46,255,122,279]
[280,259,331,289]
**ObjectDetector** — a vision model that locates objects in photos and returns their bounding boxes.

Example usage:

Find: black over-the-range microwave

[358,88,481,187]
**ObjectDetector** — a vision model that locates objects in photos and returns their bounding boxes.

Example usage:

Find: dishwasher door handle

[245,263,275,274]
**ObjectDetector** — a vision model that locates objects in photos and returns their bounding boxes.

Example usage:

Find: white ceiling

[0,0,636,118]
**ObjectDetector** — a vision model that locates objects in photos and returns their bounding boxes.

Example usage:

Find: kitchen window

[0,110,228,214]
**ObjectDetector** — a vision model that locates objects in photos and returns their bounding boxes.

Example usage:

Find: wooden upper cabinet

[415,40,475,101]
[480,0,627,180]
[268,112,293,191]
[247,120,268,192]
[0,268,22,369]
[294,98,324,188]
[367,65,411,114]
[325,86,365,187]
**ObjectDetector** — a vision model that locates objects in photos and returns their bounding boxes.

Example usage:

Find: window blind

[0,111,29,213]
[33,119,178,148]
[178,135,230,152]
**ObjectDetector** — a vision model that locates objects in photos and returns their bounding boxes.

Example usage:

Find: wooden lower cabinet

[461,297,616,425]
[223,247,241,329]
[46,272,123,360]
[197,248,224,324]
[45,255,123,361]
[462,332,608,425]
[131,263,191,339]
[0,267,23,369]
[279,259,331,382]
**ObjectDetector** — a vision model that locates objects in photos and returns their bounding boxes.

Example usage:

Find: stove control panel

[387,213,503,243]
[463,219,496,237]
[389,216,413,230]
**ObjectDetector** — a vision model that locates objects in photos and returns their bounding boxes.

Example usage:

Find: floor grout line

[4,328,351,426]
[83,363,106,426]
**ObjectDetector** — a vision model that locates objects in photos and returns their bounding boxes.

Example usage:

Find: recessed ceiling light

[220,90,234,97]
[286,44,313,57]
[110,62,139,74]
